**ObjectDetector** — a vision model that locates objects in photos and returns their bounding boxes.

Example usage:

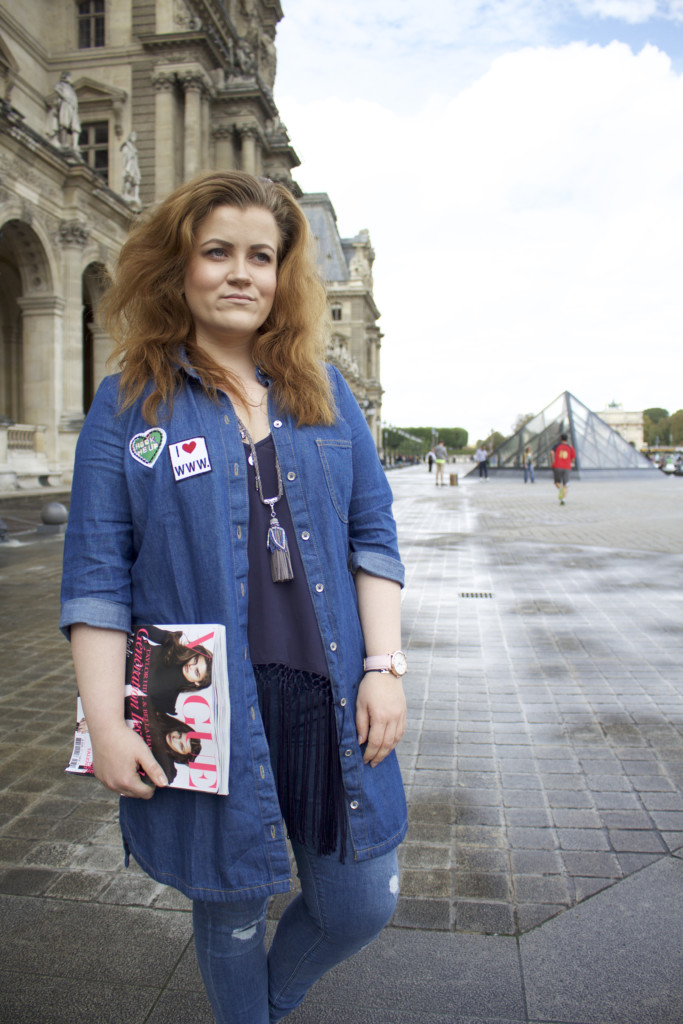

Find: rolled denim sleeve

[60,376,134,639]
[328,366,405,588]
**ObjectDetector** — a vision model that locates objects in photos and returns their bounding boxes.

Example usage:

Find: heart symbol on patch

[130,428,166,467]
[182,441,197,454]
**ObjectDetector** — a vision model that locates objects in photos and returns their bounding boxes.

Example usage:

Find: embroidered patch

[169,436,212,482]
[129,428,167,467]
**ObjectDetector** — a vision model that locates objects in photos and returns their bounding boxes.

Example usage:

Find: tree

[669,410,683,445]
[511,412,535,434]
[403,427,469,450]
[481,430,507,450]
[643,411,671,446]
[643,407,669,423]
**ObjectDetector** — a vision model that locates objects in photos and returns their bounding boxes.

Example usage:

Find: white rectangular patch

[169,436,213,482]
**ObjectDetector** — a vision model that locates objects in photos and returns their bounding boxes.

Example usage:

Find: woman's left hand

[356,672,407,767]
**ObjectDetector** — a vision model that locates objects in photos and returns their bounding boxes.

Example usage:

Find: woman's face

[182,654,209,686]
[183,204,280,353]
[166,730,193,757]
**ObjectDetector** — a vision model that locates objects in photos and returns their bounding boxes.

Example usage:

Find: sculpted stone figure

[120,132,141,205]
[50,71,81,149]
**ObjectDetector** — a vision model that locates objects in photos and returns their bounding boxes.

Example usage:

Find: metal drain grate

[459,592,495,599]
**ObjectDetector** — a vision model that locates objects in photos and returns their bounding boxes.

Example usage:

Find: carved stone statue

[120,131,141,206]
[49,71,81,149]
[235,40,256,76]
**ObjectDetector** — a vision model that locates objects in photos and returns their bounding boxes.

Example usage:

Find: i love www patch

[169,436,212,481]
[129,428,167,467]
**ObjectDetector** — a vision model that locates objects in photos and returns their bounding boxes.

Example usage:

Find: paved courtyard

[394,468,683,934]
[0,466,682,1023]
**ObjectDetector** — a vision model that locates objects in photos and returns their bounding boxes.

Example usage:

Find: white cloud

[572,0,683,22]
[277,23,683,441]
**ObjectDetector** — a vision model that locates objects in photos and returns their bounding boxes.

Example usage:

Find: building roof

[299,193,349,282]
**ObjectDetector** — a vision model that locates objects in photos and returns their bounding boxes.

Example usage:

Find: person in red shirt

[552,433,576,505]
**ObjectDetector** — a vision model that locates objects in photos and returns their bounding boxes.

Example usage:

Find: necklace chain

[237,418,283,515]
[237,418,294,583]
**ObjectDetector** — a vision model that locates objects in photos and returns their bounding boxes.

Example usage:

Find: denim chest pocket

[316,439,353,523]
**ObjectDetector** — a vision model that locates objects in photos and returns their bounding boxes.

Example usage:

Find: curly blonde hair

[101,171,334,425]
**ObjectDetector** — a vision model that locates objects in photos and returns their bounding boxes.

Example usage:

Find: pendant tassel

[267,513,294,583]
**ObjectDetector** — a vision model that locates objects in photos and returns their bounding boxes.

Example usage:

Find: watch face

[392,651,408,676]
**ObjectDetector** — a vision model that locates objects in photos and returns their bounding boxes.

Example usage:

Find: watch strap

[363,654,393,673]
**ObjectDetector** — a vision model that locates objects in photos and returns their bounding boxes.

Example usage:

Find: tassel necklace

[238,418,294,583]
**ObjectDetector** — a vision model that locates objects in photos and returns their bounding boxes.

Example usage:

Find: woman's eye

[252,252,272,264]
[207,247,227,259]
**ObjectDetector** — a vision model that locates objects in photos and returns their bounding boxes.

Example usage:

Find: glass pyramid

[484,392,655,474]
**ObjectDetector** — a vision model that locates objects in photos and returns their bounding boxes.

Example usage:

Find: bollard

[37,501,68,534]
[449,473,458,486]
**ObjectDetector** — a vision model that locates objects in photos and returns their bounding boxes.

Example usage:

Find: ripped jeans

[193,840,400,1023]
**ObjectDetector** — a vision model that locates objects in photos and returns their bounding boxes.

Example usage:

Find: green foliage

[644,413,671,446]
[487,430,506,451]
[511,412,535,434]
[403,426,469,450]
[643,407,669,423]
[670,410,683,444]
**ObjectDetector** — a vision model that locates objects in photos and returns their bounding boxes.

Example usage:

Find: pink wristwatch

[363,651,408,677]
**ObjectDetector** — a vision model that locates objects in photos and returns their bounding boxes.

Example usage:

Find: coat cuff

[60,598,132,640]
[348,551,405,587]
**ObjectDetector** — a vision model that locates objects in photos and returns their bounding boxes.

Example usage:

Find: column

[212,125,235,170]
[240,127,258,174]
[201,92,210,170]
[57,223,90,429]
[153,71,176,199]
[91,325,112,392]
[181,74,203,180]
[17,295,65,463]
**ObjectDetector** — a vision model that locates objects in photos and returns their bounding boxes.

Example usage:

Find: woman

[60,171,408,1024]
[523,445,535,483]
[146,710,203,785]
[134,625,213,714]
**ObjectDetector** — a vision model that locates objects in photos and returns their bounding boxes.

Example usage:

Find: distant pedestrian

[474,444,488,479]
[552,433,576,505]
[434,441,447,486]
[426,449,435,473]
[523,445,535,483]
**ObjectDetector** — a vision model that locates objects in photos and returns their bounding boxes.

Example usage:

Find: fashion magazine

[66,624,230,794]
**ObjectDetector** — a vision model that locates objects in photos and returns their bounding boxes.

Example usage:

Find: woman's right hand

[91,722,168,799]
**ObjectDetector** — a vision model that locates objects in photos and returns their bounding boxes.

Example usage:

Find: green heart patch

[129,428,167,468]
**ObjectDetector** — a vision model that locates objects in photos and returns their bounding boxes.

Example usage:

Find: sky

[273,0,683,444]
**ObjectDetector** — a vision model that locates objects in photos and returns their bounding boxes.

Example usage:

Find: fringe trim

[254,663,348,860]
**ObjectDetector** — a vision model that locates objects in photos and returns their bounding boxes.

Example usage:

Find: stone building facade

[0,0,384,489]
[300,194,383,449]
[596,404,644,449]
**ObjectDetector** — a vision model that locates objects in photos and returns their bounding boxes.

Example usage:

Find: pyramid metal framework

[483,392,656,475]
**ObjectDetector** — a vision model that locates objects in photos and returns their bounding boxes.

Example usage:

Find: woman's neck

[195,335,271,442]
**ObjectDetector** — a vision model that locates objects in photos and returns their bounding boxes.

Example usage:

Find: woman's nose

[227,255,251,281]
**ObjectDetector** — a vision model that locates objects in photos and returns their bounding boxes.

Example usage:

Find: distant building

[0,0,384,490]
[300,194,383,449]
[596,404,644,449]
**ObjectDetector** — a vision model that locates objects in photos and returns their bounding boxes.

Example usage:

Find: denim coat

[60,364,408,902]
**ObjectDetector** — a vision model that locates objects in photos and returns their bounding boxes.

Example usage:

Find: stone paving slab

[520,854,683,1024]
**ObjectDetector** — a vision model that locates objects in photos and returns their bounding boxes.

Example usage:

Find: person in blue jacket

[60,171,408,1024]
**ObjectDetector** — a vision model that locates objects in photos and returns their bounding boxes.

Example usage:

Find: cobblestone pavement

[0,470,682,941]
[394,468,683,935]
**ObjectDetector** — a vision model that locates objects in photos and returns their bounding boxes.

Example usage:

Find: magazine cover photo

[67,623,229,794]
